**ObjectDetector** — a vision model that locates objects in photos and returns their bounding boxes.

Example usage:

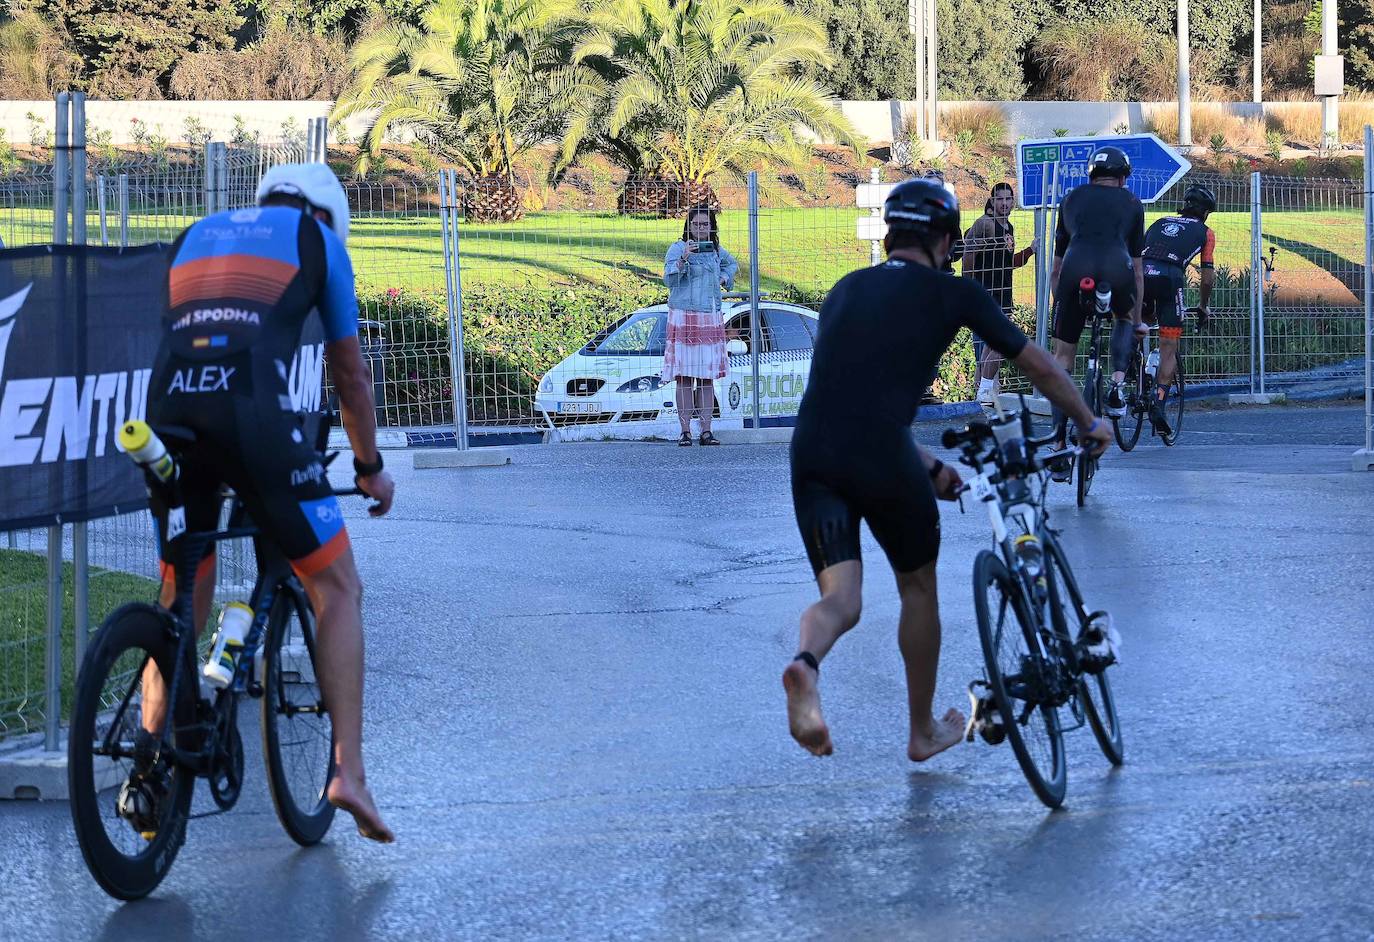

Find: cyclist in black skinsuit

[781,179,1112,764]
[1049,146,1147,461]
[1141,184,1217,434]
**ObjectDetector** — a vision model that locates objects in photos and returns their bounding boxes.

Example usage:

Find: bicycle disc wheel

[1161,358,1185,447]
[973,551,1068,808]
[68,604,195,901]
[1042,535,1123,765]
[1113,349,1144,452]
[261,580,336,845]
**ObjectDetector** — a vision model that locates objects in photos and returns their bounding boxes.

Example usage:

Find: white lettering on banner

[0,288,152,468]
[41,375,97,462]
[289,343,324,412]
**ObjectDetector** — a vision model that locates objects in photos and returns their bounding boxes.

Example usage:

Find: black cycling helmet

[883,177,962,241]
[1181,183,1217,214]
[1088,146,1131,180]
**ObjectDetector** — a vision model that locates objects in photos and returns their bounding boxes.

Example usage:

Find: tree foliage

[786,0,919,99]
[562,0,858,184]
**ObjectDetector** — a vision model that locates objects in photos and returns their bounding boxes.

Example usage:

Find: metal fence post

[1250,171,1261,395]
[868,166,881,267]
[439,170,470,450]
[72,92,90,675]
[1363,125,1373,466]
[45,91,71,752]
[1034,207,1047,348]
[44,527,63,751]
[748,171,762,430]
[118,173,129,248]
[97,175,108,246]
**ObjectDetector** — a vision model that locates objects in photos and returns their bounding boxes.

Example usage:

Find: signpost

[1015,133,1191,209]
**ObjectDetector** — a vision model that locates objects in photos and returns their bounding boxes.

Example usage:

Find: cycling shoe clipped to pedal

[965,680,1006,745]
[1078,610,1122,674]
[117,728,168,840]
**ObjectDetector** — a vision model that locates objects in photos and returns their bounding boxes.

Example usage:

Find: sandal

[678,432,693,447]
[699,432,721,446]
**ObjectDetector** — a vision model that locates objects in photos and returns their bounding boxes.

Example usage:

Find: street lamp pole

[1178,0,1192,147]
[1253,0,1262,103]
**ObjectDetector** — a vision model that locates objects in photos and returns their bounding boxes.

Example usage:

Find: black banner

[1,244,169,530]
[1,243,329,531]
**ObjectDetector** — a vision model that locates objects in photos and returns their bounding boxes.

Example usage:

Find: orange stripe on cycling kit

[291,528,352,579]
[159,552,217,585]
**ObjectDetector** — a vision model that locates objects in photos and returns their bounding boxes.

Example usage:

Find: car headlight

[616,376,664,393]
[539,376,553,394]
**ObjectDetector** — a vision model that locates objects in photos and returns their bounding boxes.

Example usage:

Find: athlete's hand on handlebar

[356,470,395,516]
[932,462,964,501]
[1081,417,1113,457]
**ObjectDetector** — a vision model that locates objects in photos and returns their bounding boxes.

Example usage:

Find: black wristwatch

[353,453,384,478]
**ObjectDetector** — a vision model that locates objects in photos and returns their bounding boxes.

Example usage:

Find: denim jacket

[663,240,738,312]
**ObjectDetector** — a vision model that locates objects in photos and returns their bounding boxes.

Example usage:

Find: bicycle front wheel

[1113,348,1145,452]
[1042,535,1123,765]
[1161,356,1185,446]
[261,579,336,845]
[68,604,195,901]
[973,551,1068,808]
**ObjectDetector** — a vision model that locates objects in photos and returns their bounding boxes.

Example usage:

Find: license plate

[557,401,602,414]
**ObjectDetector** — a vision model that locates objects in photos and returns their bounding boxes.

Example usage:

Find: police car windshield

[587,310,668,356]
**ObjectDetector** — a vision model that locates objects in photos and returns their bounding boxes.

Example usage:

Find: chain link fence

[3,95,1372,753]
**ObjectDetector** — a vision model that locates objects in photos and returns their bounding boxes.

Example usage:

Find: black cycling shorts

[1142,272,1185,337]
[1052,261,1136,346]
[791,443,940,576]
[147,390,349,582]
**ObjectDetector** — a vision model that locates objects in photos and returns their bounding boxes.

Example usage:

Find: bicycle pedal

[965,681,1006,746]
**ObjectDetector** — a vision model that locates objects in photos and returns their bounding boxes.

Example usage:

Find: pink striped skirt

[662,308,727,381]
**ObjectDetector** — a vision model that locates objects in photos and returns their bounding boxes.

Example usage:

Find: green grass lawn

[0,548,158,733]
[2,204,1364,309]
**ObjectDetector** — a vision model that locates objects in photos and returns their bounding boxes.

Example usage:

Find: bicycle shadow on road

[96,895,195,942]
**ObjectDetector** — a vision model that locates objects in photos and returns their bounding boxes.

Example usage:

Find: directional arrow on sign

[1015,133,1191,209]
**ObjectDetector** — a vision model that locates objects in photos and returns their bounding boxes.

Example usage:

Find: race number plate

[970,474,996,501]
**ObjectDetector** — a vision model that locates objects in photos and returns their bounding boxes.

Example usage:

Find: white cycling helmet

[255,162,350,243]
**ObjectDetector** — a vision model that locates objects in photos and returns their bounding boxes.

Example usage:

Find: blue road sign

[1015,133,1191,209]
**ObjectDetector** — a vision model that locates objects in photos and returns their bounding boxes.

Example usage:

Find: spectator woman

[663,206,739,446]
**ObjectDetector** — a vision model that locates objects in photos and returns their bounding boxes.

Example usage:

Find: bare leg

[980,349,1002,382]
[674,379,693,436]
[695,380,713,435]
[895,562,964,762]
[300,547,394,843]
[142,557,216,734]
[783,561,861,756]
[1156,335,1180,391]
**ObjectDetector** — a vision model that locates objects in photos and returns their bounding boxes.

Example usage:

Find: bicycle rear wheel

[1042,535,1123,765]
[1076,366,1101,508]
[1161,356,1185,446]
[261,579,336,845]
[1113,346,1145,452]
[68,604,196,901]
[973,551,1068,808]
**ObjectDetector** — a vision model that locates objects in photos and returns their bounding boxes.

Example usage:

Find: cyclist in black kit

[781,179,1112,762]
[1049,146,1146,459]
[1141,184,1217,434]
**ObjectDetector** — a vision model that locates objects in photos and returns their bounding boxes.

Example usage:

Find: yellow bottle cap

[118,420,152,453]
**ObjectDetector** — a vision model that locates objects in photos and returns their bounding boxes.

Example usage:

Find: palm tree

[333,0,581,220]
[560,0,859,215]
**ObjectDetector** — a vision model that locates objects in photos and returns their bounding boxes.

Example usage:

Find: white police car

[533,298,821,438]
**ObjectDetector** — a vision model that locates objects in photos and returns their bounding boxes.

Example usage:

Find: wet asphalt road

[2,403,1372,941]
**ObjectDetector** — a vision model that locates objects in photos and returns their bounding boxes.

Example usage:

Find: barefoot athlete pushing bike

[100,163,394,847]
[782,178,1112,762]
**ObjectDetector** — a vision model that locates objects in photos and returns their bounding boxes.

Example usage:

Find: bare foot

[908,707,966,762]
[782,660,833,756]
[327,775,395,843]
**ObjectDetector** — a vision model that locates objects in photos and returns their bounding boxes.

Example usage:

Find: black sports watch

[353,453,384,478]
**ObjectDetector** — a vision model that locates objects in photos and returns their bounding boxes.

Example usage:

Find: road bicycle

[1062,278,1114,507]
[68,416,357,900]
[948,403,1124,808]
[1114,309,1199,450]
